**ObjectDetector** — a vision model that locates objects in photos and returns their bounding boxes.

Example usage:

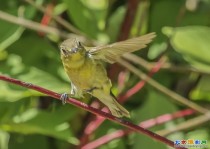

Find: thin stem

[157,112,210,136]
[0,10,71,39]
[117,58,209,114]
[124,53,210,75]
[24,0,86,36]
[0,75,178,148]
[119,57,166,102]
[124,53,151,70]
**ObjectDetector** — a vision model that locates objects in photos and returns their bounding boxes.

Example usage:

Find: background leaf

[62,0,108,39]
[163,26,210,72]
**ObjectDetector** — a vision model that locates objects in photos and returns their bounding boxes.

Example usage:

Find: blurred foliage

[0,0,210,149]
[163,26,210,72]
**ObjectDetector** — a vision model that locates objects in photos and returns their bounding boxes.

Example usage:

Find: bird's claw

[60,93,68,105]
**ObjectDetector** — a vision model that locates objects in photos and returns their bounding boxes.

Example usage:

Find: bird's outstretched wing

[87,32,156,63]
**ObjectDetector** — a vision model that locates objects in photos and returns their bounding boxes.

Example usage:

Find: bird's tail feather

[93,90,130,118]
[109,98,130,118]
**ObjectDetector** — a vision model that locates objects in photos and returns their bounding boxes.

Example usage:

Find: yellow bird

[60,33,156,118]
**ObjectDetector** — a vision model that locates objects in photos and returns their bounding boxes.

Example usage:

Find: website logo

[174,139,208,148]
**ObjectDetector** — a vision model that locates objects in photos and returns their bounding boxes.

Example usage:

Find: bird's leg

[70,82,76,95]
[60,83,77,104]
[60,92,78,104]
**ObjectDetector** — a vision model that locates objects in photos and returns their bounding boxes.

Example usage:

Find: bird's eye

[76,40,82,48]
[78,41,82,47]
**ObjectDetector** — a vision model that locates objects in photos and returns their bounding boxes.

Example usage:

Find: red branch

[118,0,139,41]
[38,3,54,36]
[82,109,194,149]
[0,75,183,148]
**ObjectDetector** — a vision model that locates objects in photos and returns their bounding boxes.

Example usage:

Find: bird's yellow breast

[63,57,110,91]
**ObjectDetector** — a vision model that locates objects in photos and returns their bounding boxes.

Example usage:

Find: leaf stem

[124,53,210,75]
[157,112,210,136]
[118,58,209,114]
[0,10,69,39]
[24,0,86,36]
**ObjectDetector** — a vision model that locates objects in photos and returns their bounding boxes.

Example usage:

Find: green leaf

[190,75,210,101]
[186,129,210,148]
[150,0,210,42]
[9,135,48,149]
[62,0,108,38]
[0,1,38,51]
[0,54,69,102]
[7,35,61,73]
[150,0,185,42]
[0,130,9,149]
[0,23,24,51]
[0,66,70,102]
[162,26,210,72]
[106,6,125,42]
[132,89,179,149]
[186,129,209,140]
[18,67,70,93]
[0,105,79,144]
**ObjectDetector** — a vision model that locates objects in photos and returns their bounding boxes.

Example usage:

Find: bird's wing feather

[88,32,156,63]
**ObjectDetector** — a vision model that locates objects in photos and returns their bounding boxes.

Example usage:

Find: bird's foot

[60,93,69,105]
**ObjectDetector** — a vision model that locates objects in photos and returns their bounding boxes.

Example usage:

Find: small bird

[60,33,156,118]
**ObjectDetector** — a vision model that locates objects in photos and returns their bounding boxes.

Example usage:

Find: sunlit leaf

[132,90,178,149]
[0,130,9,149]
[0,66,70,102]
[162,26,210,72]
[62,0,108,39]
[0,105,79,144]
[190,75,210,101]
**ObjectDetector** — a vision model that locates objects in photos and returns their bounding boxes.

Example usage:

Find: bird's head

[60,38,86,62]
